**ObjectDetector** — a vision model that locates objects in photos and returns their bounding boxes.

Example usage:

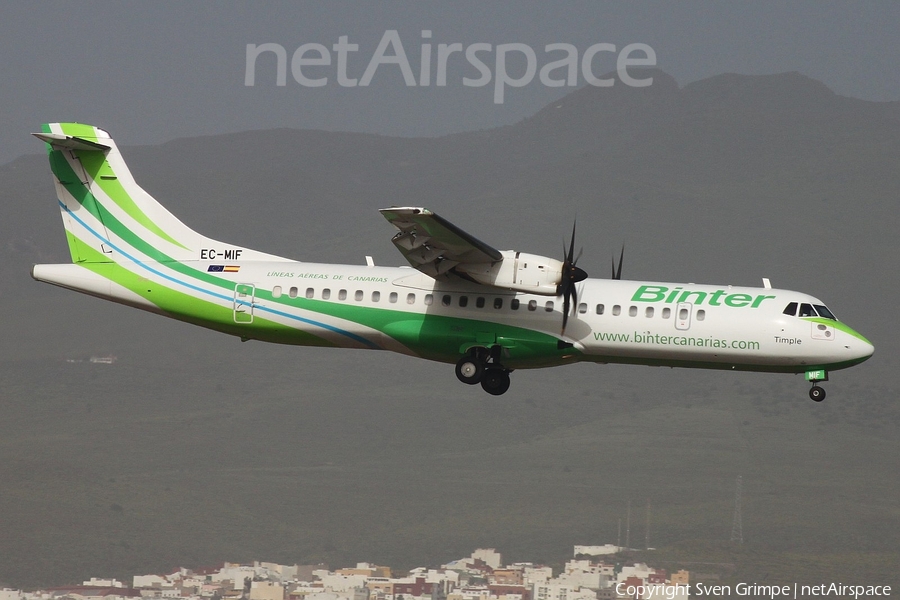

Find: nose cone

[842,323,874,366]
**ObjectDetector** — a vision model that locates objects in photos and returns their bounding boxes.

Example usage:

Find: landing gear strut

[454,347,512,395]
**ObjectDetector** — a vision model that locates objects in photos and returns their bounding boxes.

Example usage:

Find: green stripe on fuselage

[73,148,188,250]
[801,317,871,344]
[53,152,573,365]
[71,240,336,347]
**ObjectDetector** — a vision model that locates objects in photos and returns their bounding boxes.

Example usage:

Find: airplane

[31,123,874,400]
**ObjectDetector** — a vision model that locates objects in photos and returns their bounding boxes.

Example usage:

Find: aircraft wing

[379,207,502,278]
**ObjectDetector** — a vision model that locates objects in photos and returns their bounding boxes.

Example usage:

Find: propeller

[611,245,624,280]
[559,221,588,336]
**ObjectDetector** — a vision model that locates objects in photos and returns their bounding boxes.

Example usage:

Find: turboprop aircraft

[31,123,874,399]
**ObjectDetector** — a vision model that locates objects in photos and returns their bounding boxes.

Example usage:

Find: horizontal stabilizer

[32,132,110,152]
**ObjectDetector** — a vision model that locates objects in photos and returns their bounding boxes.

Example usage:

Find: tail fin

[34,123,284,265]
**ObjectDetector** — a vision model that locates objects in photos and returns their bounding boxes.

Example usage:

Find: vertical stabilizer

[33,123,288,265]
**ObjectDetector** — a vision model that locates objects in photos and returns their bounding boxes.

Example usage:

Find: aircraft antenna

[730,475,744,544]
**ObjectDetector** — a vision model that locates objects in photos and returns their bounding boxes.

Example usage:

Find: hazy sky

[3,1,899,165]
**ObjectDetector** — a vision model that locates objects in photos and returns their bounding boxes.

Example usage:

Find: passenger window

[697,309,706,321]
[322,288,331,300]
[679,308,689,320]
[338,289,347,300]
[528,300,537,311]
[389,292,398,303]
[645,307,654,318]
[511,299,520,310]
[289,287,298,298]
[783,302,798,316]
[372,291,381,302]
[493,298,503,309]
[442,295,452,306]
[628,306,637,317]
[459,296,468,307]
[545,301,554,312]
[306,288,314,299]
[424,294,433,306]
[578,303,587,314]
[272,286,282,298]
[407,293,416,305]
[355,290,363,301]
[799,303,816,317]
[662,307,671,319]
[596,304,604,315]
[612,305,621,316]
[476,297,485,308]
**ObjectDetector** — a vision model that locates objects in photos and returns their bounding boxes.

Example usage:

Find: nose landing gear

[455,347,512,395]
[806,369,828,402]
[809,385,826,402]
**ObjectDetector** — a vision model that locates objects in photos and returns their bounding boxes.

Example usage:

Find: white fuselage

[33,257,873,373]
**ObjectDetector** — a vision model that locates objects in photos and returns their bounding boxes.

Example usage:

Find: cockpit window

[785,301,838,320]
[798,303,816,317]
[814,304,837,320]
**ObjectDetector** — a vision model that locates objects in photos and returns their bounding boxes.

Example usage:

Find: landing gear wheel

[809,385,826,402]
[455,356,484,385]
[480,369,511,396]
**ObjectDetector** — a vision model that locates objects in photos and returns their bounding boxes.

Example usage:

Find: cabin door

[675,302,692,331]
[233,283,256,324]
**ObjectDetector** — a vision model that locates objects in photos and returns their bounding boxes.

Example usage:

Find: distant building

[250,582,284,600]
[471,551,501,570]
[83,581,124,589]
[520,568,551,587]
[45,586,141,600]
[337,565,391,579]
[573,546,619,557]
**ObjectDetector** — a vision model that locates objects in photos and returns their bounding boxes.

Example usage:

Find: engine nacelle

[455,250,564,296]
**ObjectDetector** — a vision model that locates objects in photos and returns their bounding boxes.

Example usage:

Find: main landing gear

[809,384,826,402]
[455,347,511,396]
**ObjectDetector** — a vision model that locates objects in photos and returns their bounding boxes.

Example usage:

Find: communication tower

[730,475,743,544]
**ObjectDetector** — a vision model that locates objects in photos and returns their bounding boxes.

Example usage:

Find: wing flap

[380,207,502,277]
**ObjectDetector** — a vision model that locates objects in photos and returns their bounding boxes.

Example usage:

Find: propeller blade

[561,284,578,336]
[567,221,577,264]
[612,245,624,280]
[560,220,588,336]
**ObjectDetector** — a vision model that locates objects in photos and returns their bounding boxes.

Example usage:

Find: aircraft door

[675,302,692,330]
[233,283,255,323]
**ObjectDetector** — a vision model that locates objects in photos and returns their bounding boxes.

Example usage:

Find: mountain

[0,71,897,588]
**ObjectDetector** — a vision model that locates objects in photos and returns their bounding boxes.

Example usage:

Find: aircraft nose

[846,329,874,363]
[860,339,875,360]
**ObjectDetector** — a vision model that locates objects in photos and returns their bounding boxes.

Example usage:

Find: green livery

[32,123,873,398]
